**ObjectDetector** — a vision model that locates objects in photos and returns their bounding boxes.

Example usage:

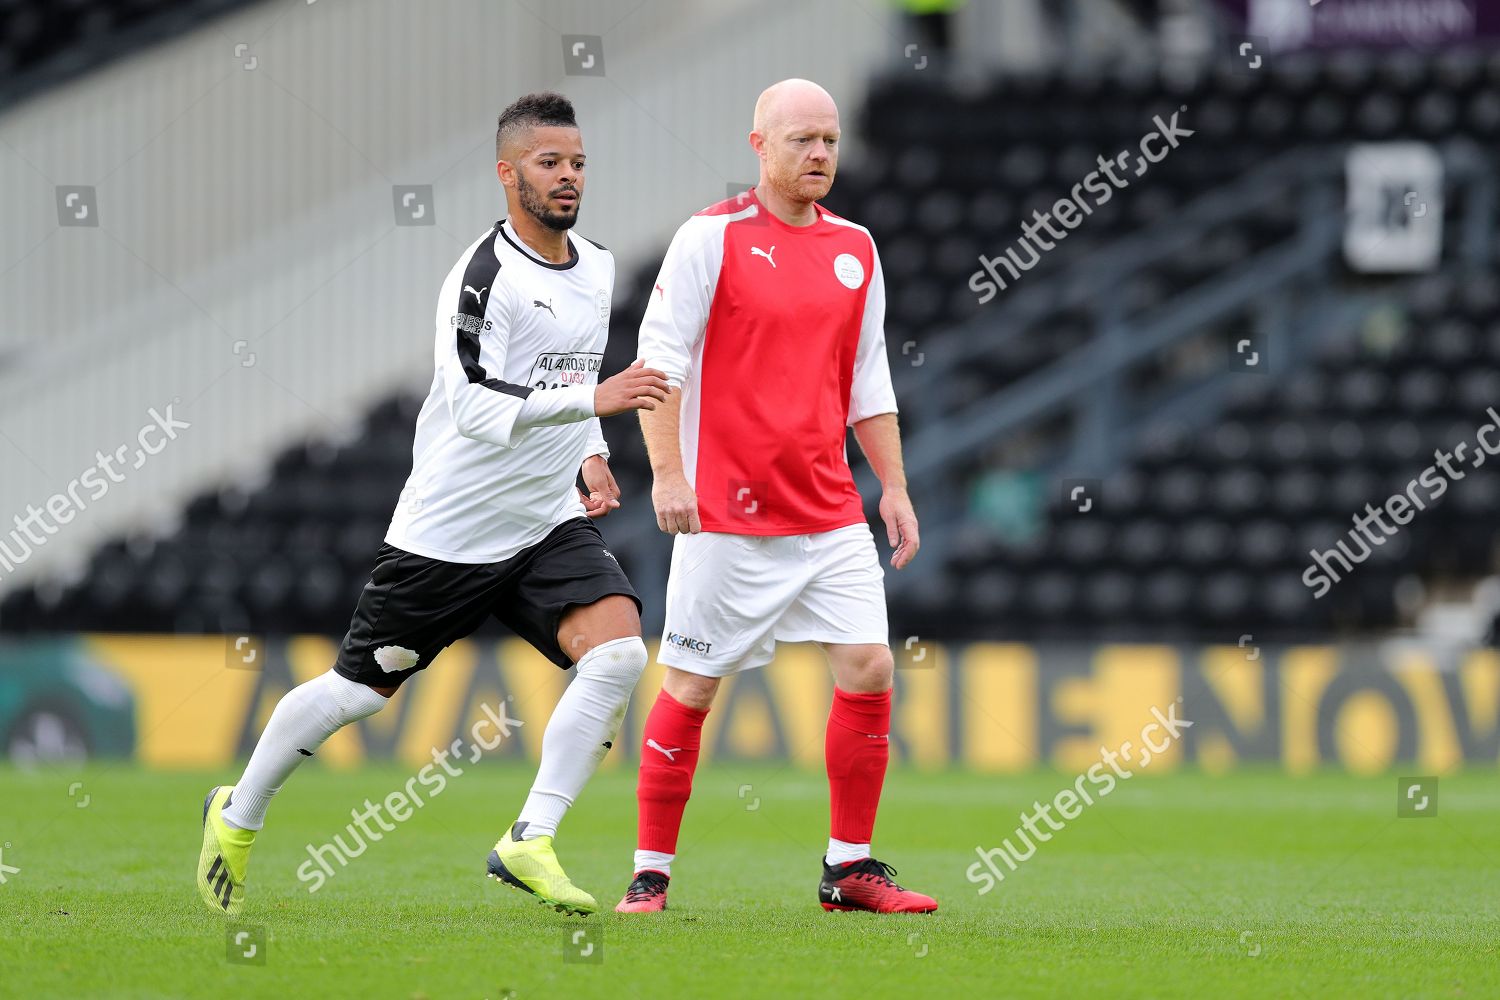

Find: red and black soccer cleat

[819,857,938,914]
[615,869,670,913]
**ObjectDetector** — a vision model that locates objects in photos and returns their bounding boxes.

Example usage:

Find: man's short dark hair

[496,92,578,161]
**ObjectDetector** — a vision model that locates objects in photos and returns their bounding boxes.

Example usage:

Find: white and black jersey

[385,219,616,564]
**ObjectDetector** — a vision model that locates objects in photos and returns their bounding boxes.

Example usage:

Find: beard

[517,171,579,231]
[767,161,833,204]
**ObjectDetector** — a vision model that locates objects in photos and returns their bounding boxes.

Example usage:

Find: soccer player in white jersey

[197,92,670,917]
[615,80,937,914]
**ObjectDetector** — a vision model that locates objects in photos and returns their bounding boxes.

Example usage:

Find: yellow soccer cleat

[197,785,255,917]
[486,823,597,915]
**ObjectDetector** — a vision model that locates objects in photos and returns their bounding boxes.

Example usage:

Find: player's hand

[880,487,920,569]
[594,360,671,417]
[579,455,621,519]
[652,473,701,535]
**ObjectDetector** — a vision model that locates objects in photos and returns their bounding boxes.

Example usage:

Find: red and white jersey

[637,190,897,536]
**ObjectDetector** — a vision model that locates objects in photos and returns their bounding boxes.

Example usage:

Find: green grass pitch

[1,763,1496,998]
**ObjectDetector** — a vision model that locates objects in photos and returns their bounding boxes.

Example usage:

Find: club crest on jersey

[596,288,611,326]
[833,253,864,289]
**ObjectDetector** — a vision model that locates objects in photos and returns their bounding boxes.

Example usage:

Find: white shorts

[657,522,889,677]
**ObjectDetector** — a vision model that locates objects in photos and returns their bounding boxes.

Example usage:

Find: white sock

[633,851,675,875]
[826,839,871,866]
[516,636,646,840]
[221,670,389,831]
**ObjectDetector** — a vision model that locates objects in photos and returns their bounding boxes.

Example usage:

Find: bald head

[752,78,839,137]
[749,78,840,213]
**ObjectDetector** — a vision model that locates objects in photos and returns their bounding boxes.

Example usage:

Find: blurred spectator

[971,470,1045,545]
[894,0,966,60]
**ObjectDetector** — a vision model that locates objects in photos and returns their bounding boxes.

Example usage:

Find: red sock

[637,689,709,854]
[826,687,891,846]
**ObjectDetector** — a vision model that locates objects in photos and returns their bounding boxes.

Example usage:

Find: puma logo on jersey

[463,284,487,303]
[750,245,776,268]
[533,298,556,318]
[646,738,683,761]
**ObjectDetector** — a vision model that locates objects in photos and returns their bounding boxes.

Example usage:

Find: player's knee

[841,646,894,692]
[558,596,642,662]
[577,635,648,686]
[663,667,719,710]
[284,670,389,730]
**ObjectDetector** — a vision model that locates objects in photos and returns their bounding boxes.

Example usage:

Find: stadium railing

[867,140,1497,599]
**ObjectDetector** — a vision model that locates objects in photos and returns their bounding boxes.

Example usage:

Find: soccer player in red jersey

[615,79,937,914]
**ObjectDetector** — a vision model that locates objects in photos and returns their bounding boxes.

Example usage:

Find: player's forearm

[513,384,596,430]
[852,412,908,491]
[447,383,588,449]
[583,417,610,461]
[639,389,687,481]
[449,383,528,448]
[449,380,595,449]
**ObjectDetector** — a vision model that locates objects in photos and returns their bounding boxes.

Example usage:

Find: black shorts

[334,518,640,687]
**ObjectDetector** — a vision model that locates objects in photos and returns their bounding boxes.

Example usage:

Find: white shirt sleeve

[583,418,610,461]
[442,282,595,449]
[637,217,719,389]
[515,385,595,428]
[584,251,615,461]
[848,240,899,424]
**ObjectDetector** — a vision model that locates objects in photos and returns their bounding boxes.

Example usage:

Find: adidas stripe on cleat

[485,823,597,916]
[206,854,232,910]
[197,785,255,917]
